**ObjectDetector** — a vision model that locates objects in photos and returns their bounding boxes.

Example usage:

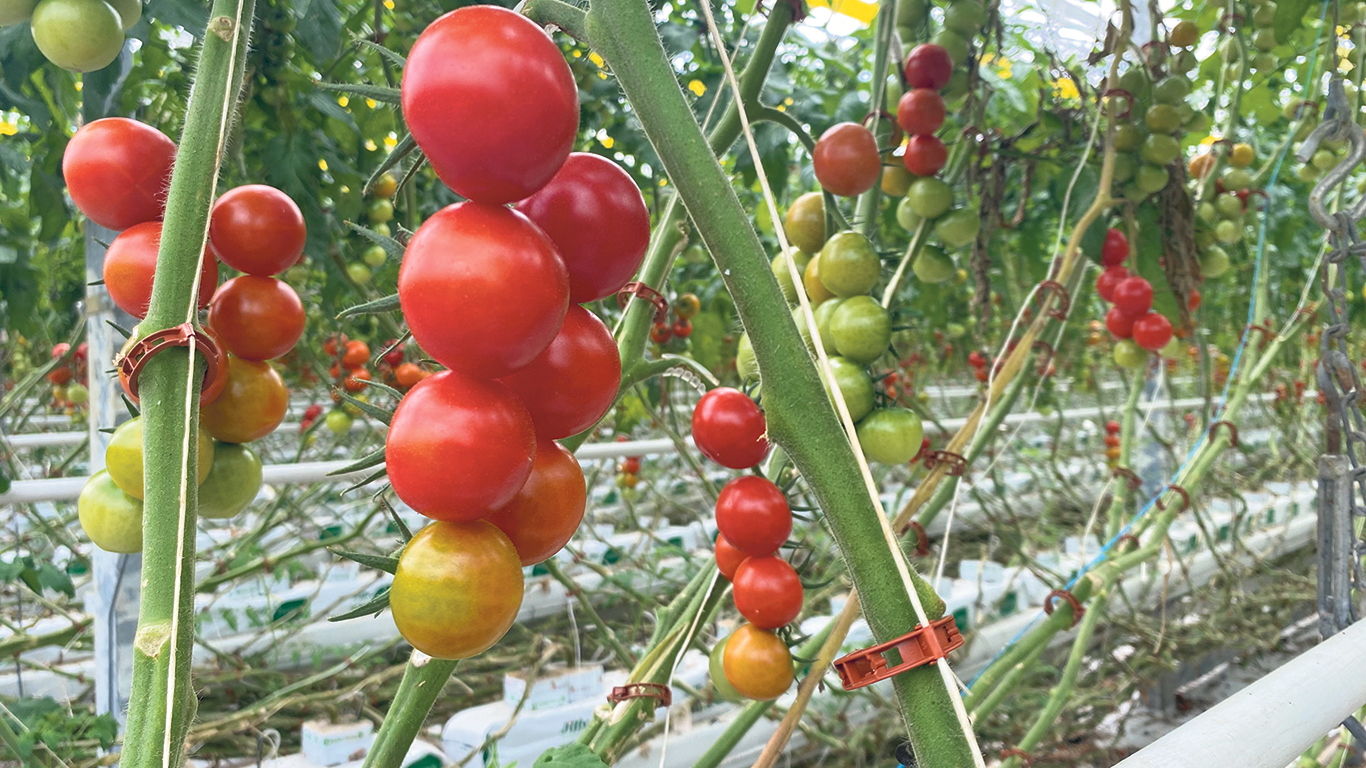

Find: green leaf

[36,563,74,598]
[330,548,400,574]
[337,392,393,425]
[337,292,400,319]
[346,221,405,260]
[328,445,386,476]
[328,588,391,622]
[357,38,407,68]
[533,744,611,768]
[317,81,401,105]
[294,0,345,62]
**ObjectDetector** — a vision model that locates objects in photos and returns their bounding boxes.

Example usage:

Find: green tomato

[813,297,846,353]
[683,244,709,263]
[347,262,373,284]
[1121,181,1148,203]
[1171,49,1198,74]
[823,357,875,422]
[896,0,927,26]
[1184,110,1210,134]
[1136,164,1170,194]
[771,249,812,304]
[1140,133,1181,166]
[791,306,815,351]
[896,196,924,232]
[736,332,758,380]
[932,29,970,66]
[370,222,391,238]
[1113,339,1148,369]
[942,0,986,34]
[784,192,826,254]
[106,0,138,28]
[818,231,881,297]
[1200,245,1231,277]
[830,296,891,364]
[0,0,38,25]
[935,208,981,250]
[106,416,213,500]
[67,383,89,405]
[1118,69,1150,102]
[30,0,124,73]
[1252,1,1276,25]
[198,443,264,520]
[1170,19,1200,47]
[325,409,353,435]
[710,636,745,702]
[1252,53,1277,73]
[1114,124,1144,152]
[1252,29,1276,51]
[1112,153,1137,183]
[906,177,954,219]
[1220,37,1240,63]
[1312,149,1339,171]
[1144,104,1183,133]
[1215,192,1243,218]
[1197,201,1217,223]
[362,244,387,267]
[1296,164,1321,183]
[1215,219,1242,244]
[368,198,395,224]
[856,408,924,464]
[943,70,970,104]
[79,471,143,554]
[913,245,955,284]
[1152,76,1191,105]
[1222,168,1252,191]
[1194,227,1215,249]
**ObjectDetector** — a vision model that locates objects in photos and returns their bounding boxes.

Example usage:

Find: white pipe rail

[1114,618,1366,768]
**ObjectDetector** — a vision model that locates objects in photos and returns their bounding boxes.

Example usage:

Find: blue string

[965,0,1332,689]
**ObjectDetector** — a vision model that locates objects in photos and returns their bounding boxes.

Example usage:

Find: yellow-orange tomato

[390,520,525,659]
[722,623,794,700]
[1188,153,1214,180]
[201,356,289,443]
[803,253,836,306]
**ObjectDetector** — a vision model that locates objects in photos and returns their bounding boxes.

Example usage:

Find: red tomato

[715,534,748,581]
[303,404,323,421]
[515,153,650,304]
[813,123,881,197]
[323,333,347,358]
[904,44,953,89]
[1105,419,1120,433]
[1105,305,1137,339]
[732,555,803,629]
[342,339,370,368]
[967,350,985,368]
[382,339,404,367]
[401,5,578,204]
[650,322,672,344]
[385,371,536,521]
[715,476,791,557]
[48,367,73,385]
[208,185,307,275]
[200,356,289,443]
[207,276,305,361]
[1112,276,1154,316]
[51,343,70,359]
[486,441,586,565]
[498,306,621,440]
[1188,287,1202,311]
[394,363,425,389]
[903,134,947,176]
[74,342,87,362]
[1101,227,1129,267]
[692,388,770,469]
[104,222,218,319]
[63,118,175,231]
[672,318,693,338]
[896,89,945,137]
[1132,312,1173,351]
[1096,265,1128,303]
[398,202,569,378]
[343,367,371,392]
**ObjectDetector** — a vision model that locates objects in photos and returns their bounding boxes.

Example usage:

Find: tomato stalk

[851,0,899,236]
[118,2,257,766]
[558,0,977,763]
[1105,365,1147,538]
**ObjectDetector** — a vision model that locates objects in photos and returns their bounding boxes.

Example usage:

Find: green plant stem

[853,0,899,235]
[1106,364,1147,538]
[121,4,256,766]
[360,657,460,768]
[543,559,638,667]
[572,0,972,764]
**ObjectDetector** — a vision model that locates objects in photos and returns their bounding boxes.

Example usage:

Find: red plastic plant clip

[923,450,967,476]
[1044,589,1085,628]
[1000,748,1033,766]
[1218,12,1244,33]
[832,615,963,691]
[1034,280,1071,321]
[616,282,670,324]
[1116,533,1141,552]
[1112,466,1142,491]
[903,520,930,557]
[1032,339,1055,375]
[862,110,904,149]
[607,682,672,709]
[1099,88,1133,119]
[116,323,226,405]
[1244,321,1274,348]
[1154,483,1191,513]
[1209,420,1240,448]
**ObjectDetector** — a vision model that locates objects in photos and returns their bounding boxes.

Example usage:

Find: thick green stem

[360,657,460,768]
[121,4,255,766]
[1106,365,1147,538]
[576,0,971,764]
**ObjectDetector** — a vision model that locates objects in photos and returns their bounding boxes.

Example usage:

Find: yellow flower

[383,0,393,7]
[688,79,705,96]
[1052,77,1079,100]
[365,98,377,108]
[364,139,377,151]
[318,159,329,172]
[384,135,398,149]
[0,122,15,137]
[338,96,349,108]
[600,135,614,149]
[589,51,605,67]
[1200,135,1218,146]
[572,50,582,58]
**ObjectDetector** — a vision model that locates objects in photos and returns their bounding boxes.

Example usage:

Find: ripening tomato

[722,623,794,701]
[486,441,586,565]
[394,363,425,389]
[709,636,745,702]
[63,118,175,231]
[322,333,347,358]
[390,520,525,659]
[813,123,881,197]
[692,387,770,469]
[715,534,748,580]
[200,356,289,443]
[732,555,803,629]
[1096,265,1128,303]
[399,202,569,378]
[401,5,578,204]
[784,192,826,254]
[1187,287,1202,311]
[198,442,263,519]
[498,306,621,440]
[1132,312,1173,351]
[342,339,370,368]
[78,471,143,554]
[1105,305,1136,339]
[715,476,791,557]
[897,88,946,137]
[1112,276,1154,316]
[208,185,307,275]
[516,153,650,304]
[343,367,371,392]
[207,276,305,361]
[382,340,404,367]
[30,0,123,73]
[105,416,214,500]
[103,222,218,318]
[386,372,536,520]
[1101,227,1129,266]
[904,43,953,89]
[903,134,948,176]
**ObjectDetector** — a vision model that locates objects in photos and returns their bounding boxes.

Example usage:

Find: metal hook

[1298,79,1366,230]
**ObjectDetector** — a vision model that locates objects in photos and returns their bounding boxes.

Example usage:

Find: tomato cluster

[1093,227,1175,368]
[1102,419,1121,466]
[649,292,700,346]
[46,342,89,411]
[3,0,139,73]
[1107,35,1204,203]
[385,6,646,660]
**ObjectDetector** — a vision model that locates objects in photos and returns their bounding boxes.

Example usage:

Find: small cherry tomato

[672,318,693,338]
[323,333,347,358]
[325,409,353,435]
[1112,276,1154,316]
[650,322,672,344]
[722,623,794,701]
[903,134,948,176]
[732,555,804,629]
[200,356,290,443]
[342,339,370,368]
[394,362,425,389]
[904,43,953,89]
[692,388,770,469]
[498,306,622,440]
[674,293,701,320]
[78,471,143,554]
[1132,311,1173,351]
[486,441,586,565]
[1096,265,1129,303]
[715,534,749,581]
[1105,305,1137,339]
[897,88,946,136]
[207,276,305,361]
[105,416,214,499]
[343,367,371,392]
[198,442,264,519]
[62,118,175,230]
[104,221,218,319]
[1101,227,1129,266]
[208,185,307,275]
[715,476,791,557]
[813,122,881,197]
